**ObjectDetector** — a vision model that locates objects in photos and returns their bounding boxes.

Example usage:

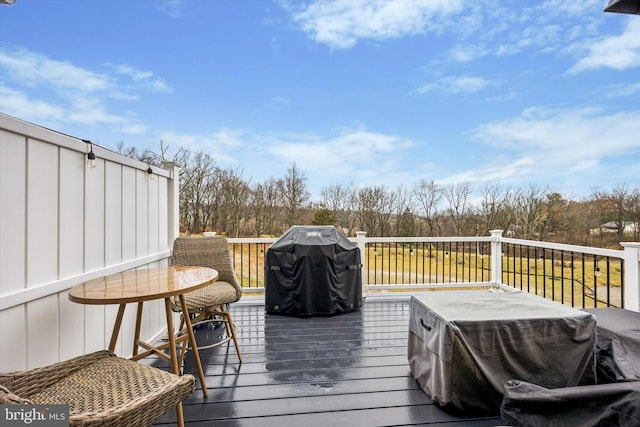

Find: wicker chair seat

[172,280,238,312]
[1,350,194,427]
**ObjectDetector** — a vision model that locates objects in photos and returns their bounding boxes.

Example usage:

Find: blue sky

[1,0,639,201]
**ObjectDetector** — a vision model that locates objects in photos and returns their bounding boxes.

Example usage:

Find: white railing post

[621,242,640,312]
[162,162,181,243]
[356,231,367,292]
[490,230,504,288]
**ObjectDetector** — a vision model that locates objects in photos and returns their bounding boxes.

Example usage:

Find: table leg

[178,294,209,398]
[164,298,184,427]
[108,304,127,352]
[132,302,144,357]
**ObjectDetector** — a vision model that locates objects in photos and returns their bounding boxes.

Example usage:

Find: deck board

[153,299,503,426]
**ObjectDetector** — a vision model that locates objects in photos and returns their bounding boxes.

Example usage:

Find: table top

[69,266,218,305]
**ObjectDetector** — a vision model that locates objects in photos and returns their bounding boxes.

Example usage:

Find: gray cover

[501,379,640,427]
[265,226,362,316]
[583,308,640,383]
[408,290,596,413]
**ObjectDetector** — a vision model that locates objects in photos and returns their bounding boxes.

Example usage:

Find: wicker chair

[170,235,242,363]
[0,350,195,427]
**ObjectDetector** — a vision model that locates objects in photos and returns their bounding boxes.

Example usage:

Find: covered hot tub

[265,226,362,316]
[408,290,597,413]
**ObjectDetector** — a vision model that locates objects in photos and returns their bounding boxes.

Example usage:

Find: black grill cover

[265,226,362,316]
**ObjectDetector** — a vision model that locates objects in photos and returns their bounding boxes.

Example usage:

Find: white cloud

[0,49,172,100]
[539,0,603,17]
[120,123,147,135]
[604,81,640,98]
[109,64,154,81]
[449,44,489,63]
[155,0,185,18]
[161,126,422,194]
[266,129,415,179]
[105,63,173,93]
[414,75,492,95]
[0,48,172,133]
[148,79,172,93]
[264,96,292,111]
[0,49,110,92]
[67,96,126,125]
[287,0,608,60]
[440,156,539,185]
[290,0,464,49]
[158,129,245,165]
[569,18,640,73]
[477,107,640,153]
[466,106,640,184]
[0,85,65,126]
[423,0,605,67]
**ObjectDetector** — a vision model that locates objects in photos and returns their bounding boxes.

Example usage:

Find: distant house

[590,221,638,235]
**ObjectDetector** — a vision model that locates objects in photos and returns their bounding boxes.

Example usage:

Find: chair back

[171,236,242,300]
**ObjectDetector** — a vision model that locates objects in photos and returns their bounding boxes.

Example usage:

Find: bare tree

[356,185,394,236]
[112,139,640,246]
[263,178,283,235]
[497,187,519,236]
[114,140,188,167]
[114,141,159,166]
[392,185,415,237]
[539,192,570,241]
[514,185,550,240]
[414,179,442,236]
[356,186,380,236]
[630,186,640,240]
[343,185,361,236]
[250,178,281,237]
[279,163,310,227]
[201,171,222,233]
[320,182,359,235]
[217,167,250,237]
[442,181,471,236]
[477,182,503,235]
[250,182,268,238]
[564,197,600,246]
[178,151,217,234]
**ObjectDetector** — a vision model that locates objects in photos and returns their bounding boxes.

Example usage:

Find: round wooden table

[69,266,217,427]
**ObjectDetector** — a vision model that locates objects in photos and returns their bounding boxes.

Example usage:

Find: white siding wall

[0,113,179,371]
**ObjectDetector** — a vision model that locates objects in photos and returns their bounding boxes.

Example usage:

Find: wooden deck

[154,298,503,426]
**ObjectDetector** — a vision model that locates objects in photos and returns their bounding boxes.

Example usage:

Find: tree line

[121,144,640,248]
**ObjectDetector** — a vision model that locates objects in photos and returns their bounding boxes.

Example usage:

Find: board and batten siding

[0,113,180,371]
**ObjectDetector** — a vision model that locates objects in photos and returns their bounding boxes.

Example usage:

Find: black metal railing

[227,233,628,309]
[229,238,276,290]
[363,240,492,287]
[501,242,624,308]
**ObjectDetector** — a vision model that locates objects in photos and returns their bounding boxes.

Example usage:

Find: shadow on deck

[154,299,503,426]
